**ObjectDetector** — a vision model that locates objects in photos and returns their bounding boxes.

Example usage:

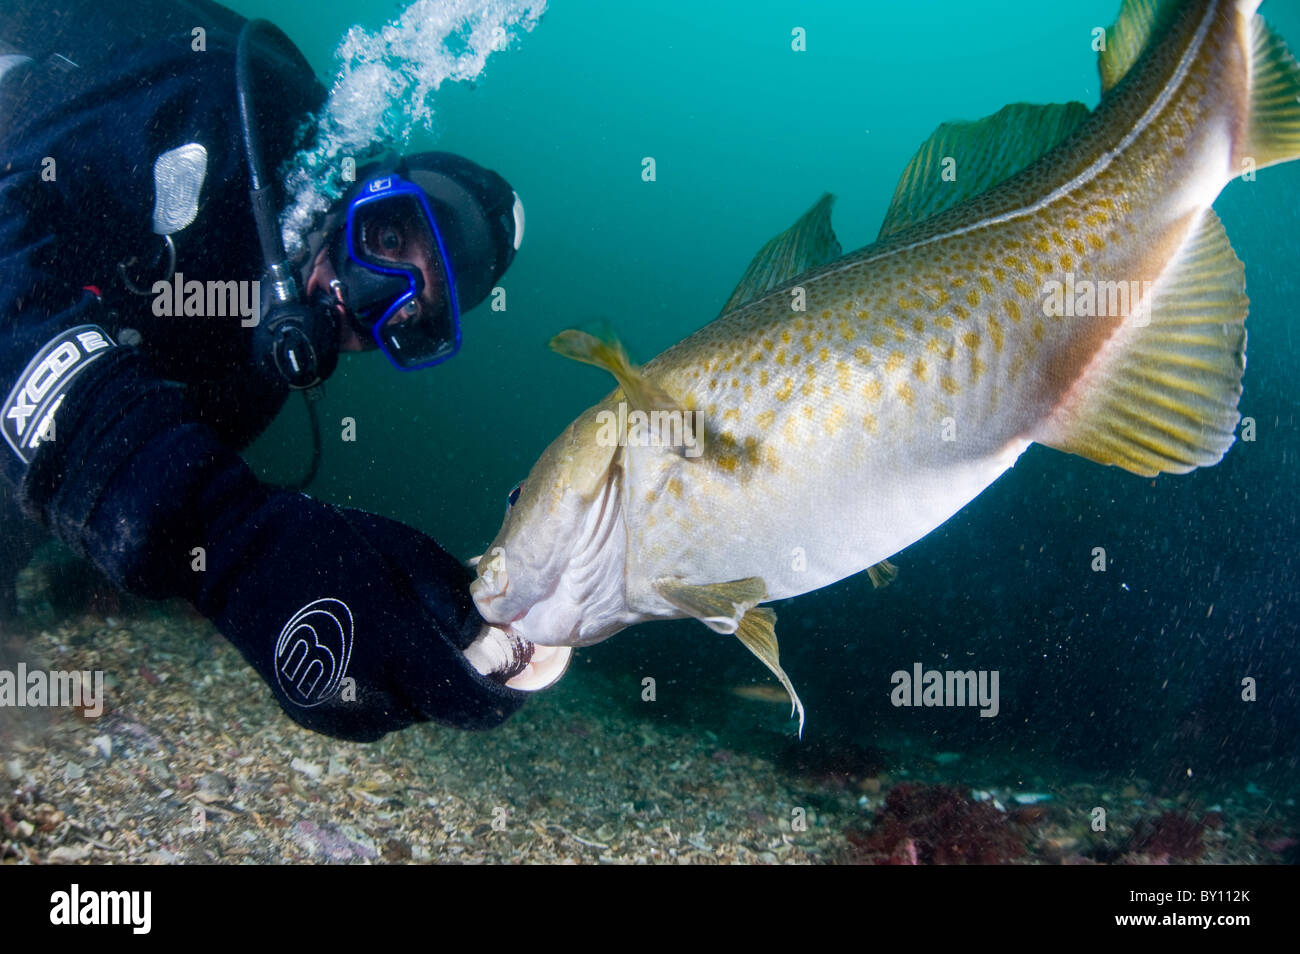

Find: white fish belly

[622,418,1030,611]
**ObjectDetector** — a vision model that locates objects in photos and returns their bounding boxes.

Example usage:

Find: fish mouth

[463,624,573,691]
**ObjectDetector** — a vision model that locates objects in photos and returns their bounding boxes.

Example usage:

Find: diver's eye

[506,483,523,508]
[364,219,407,261]
[379,225,403,253]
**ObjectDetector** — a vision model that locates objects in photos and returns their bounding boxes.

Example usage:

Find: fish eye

[506,482,523,508]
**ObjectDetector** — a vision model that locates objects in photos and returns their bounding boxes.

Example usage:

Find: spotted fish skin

[472,0,1300,681]
[619,0,1265,612]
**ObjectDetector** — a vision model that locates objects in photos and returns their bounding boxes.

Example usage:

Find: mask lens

[344,180,462,370]
[355,194,433,268]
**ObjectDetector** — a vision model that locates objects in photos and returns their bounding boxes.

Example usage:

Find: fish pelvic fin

[734,607,805,738]
[551,326,703,457]
[654,576,805,736]
[654,576,767,633]
[1240,9,1300,172]
[1033,209,1246,477]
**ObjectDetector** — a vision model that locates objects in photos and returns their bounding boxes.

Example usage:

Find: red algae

[845,783,1026,865]
[1124,811,1206,862]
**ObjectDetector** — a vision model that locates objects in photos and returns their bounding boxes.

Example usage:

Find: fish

[728,684,802,706]
[465,0,1300,734]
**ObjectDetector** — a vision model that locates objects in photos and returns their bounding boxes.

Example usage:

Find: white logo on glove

[274,598,354,707]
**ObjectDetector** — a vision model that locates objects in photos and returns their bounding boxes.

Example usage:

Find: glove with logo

[195,490,528,741]
[19,344,524,741]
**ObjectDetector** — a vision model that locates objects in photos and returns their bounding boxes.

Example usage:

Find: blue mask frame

[343,174,463,371]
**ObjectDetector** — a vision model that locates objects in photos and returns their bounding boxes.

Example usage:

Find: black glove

[198,492,527,741]
[19,345,524,741]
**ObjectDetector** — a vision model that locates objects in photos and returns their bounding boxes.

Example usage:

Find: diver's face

[305,246,364,352]
[305,221,447,353]
[357,204,448,334]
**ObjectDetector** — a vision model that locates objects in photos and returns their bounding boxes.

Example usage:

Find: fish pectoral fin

[654,576,767,634]
[552,326,704,457]
[866,558,898,589]
[1032,209,1246,477]
[733,607,805,737]
[720,193,843,314]
[878,101,1090,240]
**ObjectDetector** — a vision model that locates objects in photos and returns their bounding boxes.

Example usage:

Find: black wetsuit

[0,0,524,739]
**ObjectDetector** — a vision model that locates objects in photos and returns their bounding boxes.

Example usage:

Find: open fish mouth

[463,624,573,691]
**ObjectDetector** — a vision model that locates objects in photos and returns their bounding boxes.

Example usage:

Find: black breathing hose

[235,19,292,272]
[235,18,325,491]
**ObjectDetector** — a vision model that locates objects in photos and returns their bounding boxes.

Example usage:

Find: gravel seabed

[2,594,1293,865]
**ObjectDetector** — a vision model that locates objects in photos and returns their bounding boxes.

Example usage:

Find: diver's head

[303,152,524,370]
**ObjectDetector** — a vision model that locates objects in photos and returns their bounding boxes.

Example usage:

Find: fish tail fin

[1238,5,1300,172]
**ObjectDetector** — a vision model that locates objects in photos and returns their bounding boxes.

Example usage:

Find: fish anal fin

[722,193,842,314]
[1033,209,1246,477]
[654,576,767,634]
[734,607,805,737]
[878,102,1090,239]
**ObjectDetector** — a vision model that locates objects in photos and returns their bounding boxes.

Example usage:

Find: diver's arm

[5,333,524,738]
[0,202,523,737]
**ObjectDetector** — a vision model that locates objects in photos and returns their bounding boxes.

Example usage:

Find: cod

[466,0,1300,732]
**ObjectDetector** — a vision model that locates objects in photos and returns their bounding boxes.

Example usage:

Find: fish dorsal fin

[721,193,842,314]
[1242,12,1300,171]
[877,102,1090,239]
[551,326,702,456]
[1099,0,1180,94]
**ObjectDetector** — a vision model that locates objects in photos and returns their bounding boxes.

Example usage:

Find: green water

[234,0,1300,559]
[222,0,1300,773]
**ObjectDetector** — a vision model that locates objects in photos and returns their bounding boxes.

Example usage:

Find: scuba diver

[0,1,529,740]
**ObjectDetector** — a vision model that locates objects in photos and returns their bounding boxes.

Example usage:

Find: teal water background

[227,0,1298,774]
